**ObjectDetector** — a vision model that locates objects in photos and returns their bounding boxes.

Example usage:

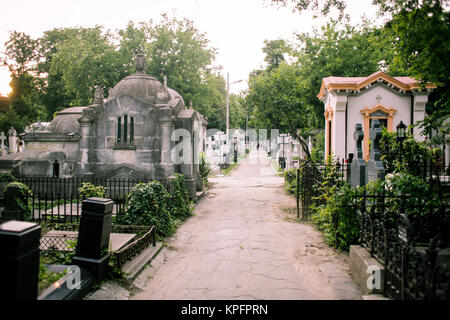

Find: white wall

[346,85,424,159]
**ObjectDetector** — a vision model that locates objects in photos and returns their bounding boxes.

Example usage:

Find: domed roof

[47,106,86,134]
[108,73,164,102]
[108,54,175,104]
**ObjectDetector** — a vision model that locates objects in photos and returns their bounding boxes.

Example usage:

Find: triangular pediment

[108,166,147,180]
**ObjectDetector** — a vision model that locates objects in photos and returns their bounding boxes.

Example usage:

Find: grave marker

[351,123,366,187]
[0,220,41,300]
[365,119,385,183]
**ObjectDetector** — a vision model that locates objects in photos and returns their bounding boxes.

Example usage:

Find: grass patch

[221,162,239,176]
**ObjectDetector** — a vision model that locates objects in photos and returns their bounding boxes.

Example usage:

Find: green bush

[78,182,106,199]
[380,127,440,176]
[365,173,444,224]
[167,174,193,220]
[118,181,176,238]
[199,153,211,188]
[312,183,362,250]
[283,168,298,194]
[0,172,16,183]
[5,182,33,221]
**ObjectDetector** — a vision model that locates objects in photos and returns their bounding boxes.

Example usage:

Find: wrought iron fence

[39,222,156,270]
[356,188,450,300]
[296,159,350,220]
[17,177,168,224]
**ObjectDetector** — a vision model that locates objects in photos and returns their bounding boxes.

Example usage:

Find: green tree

[1,31,44,132]
[116,16,226,128]
[262,39,289,71]
[293,18,394,122]
[35,28,82,119]
[269,0,450,143]
[270,0,346,18]
[1,31,37,76]
[48,26,121,106]
[245,63,316,157]
[379,1,450,141]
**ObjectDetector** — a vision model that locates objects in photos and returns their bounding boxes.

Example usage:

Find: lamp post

[397,121,406,164]
[226,73,243,136]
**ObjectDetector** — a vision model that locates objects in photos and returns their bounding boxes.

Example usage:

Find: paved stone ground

[126,150,362,300]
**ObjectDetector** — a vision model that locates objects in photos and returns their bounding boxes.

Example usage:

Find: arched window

[116,114,135,144]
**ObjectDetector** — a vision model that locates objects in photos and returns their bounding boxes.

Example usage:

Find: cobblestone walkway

[127,150,362,300]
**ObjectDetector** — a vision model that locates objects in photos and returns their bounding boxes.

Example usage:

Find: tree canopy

[0,15,230,133]
[268,0,450,142]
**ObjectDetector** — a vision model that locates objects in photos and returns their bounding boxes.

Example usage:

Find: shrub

[199,153,211,188]
[5,181,33,221]
[78,183,106,199]
[118,181,176,238]
[312,183,362,250]
[283,168,298,194]
[167,174,193,220]
[0,172,16,183]
[380,127,440,176]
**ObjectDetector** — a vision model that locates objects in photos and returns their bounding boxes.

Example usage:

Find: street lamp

[226,73,243,136]
[397,121,407,163]
[396,121,406,141]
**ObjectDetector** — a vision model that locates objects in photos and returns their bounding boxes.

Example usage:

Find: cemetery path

[127,150,361,300]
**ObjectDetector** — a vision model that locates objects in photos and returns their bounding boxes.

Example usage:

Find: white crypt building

[317,71,436,161]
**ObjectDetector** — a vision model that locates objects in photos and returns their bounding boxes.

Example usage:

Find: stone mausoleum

[0,55,207,198]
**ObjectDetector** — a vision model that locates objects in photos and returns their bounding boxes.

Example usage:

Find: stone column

[72,197,113,283]
[412,93,429,141]
[334,94,348,160]
[158,106,175,177]
[78,112,94,175]
[0,220,41,300]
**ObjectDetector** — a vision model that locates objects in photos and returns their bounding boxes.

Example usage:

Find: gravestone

[72,197,113,283]
[365,119,385,183]
[351,123,366,188]
[0,131,6,155]
[0,220,41,300]
[8,127,17,153]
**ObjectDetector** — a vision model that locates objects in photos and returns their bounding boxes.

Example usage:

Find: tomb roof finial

[135,54,147,74]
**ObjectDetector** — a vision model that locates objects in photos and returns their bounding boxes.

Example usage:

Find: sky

[0,0,381,96]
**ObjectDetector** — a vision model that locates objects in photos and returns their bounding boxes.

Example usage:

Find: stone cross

[353,123,364,160]
[8,127,17,153]
[365,119,385,182]
[164,75,167,89]
[350,123,366,188]
[0,131,6,155]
